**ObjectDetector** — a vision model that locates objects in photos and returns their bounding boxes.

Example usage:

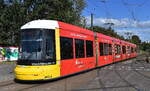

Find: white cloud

[115,28,150,42]
[85,16,150,41]
[86,16,150,28]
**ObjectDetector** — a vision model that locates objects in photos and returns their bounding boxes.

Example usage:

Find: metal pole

[91,13,93,30]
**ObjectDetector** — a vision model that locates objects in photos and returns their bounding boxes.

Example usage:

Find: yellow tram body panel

[15,28,61,81]
[15,64,60,80]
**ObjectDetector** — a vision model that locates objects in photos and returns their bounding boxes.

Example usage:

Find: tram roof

[21,20,94,36]
[20,20,136,46]
[58,21,94,36]
[21,20,59,30]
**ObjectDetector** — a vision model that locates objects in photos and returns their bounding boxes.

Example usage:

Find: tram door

[113,41,122,62]
[98,38,113,66]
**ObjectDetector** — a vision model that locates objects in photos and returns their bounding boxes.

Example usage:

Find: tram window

[131,47,134,53]
[109,44,112,55]
[127,46,131,54]
[104,43,109,56]
[115,45,117,55]
[135,48,137,52]
[122,46,126,54]
[60,37,73,60]
[75,39,85,58]
[118,45,121,54]
[133,48,135,53]
[46,39,53,58]
[86,40,93,57]
[115,44,121,55]
[45,30,56,60]
[99,43,104,56]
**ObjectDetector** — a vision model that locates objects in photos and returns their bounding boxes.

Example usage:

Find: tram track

[133,59,150,80]
[0,55,149,91]
[113,55,150,91]
[96,59,140,91]
[72,60,138,91]
[96,68,107,91]
[72,58,143,91]
[114,62,140,91]
[125,55,150,80]
[0,80,45,91]
[17,84,45,91]
[0,80,16,87]
[23,55,149,91]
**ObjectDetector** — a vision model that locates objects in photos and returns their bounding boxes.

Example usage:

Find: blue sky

[82,0,150,42]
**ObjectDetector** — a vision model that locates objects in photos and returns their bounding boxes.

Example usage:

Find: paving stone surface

[0,56,150,91]
[0,63,16,82]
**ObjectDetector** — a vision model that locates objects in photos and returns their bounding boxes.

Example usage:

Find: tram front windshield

[18,29,56,65]
[21,29,42,60]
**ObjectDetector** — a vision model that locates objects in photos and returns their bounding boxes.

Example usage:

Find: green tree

[0,0,86,46]
[89,26,125,40]
[0,0,24,46]
[131,35,141,45]
[23,0,86,25]
[141,42,150,51]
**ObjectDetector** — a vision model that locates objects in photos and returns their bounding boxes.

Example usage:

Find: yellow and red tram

[15,20,137,81]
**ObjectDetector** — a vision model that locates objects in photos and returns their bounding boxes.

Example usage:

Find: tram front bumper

[14,65,60,80]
